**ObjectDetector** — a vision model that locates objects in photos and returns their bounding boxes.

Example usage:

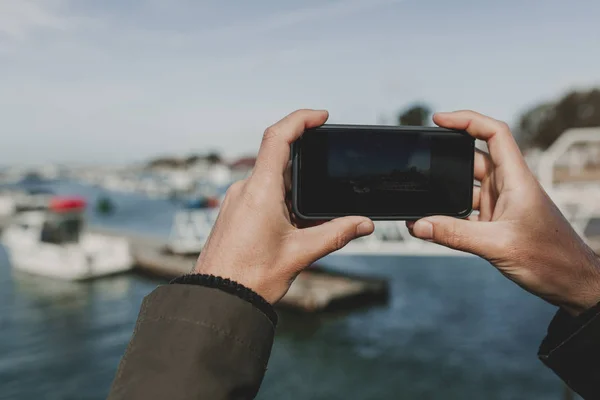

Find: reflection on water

[0,182,579,399]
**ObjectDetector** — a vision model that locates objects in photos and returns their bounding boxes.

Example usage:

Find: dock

[5,219,600,313]
[0,221,389,313]
[90,227,390,313]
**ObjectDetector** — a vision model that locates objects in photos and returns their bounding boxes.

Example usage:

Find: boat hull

[1,233,133,281]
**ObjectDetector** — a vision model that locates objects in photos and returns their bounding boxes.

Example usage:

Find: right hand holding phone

[407,110,600,316]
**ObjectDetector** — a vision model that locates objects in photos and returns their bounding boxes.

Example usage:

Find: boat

[165,128,600,257]
[14,188,55,211]
[1,196,133,280]
[166,195,220,255]
[0,190,17,219]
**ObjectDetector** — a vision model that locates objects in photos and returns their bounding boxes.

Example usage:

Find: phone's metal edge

[467,138,476,217]
[291,125,475,221]
[454,137,476,219]
[290,141,309,219]
[313,124,472,138]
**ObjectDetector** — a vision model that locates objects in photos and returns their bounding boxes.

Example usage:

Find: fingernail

[356,221,373,236]
[414,220,433,239]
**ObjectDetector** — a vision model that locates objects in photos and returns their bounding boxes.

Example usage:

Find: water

[0,182,573,399]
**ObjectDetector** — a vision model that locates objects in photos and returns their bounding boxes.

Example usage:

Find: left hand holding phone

[193,109,374,304]
[408,110,600,316]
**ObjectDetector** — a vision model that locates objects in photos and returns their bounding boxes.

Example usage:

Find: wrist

[193,262,283,305]
[558,251,600,317]
[172,273,279,325]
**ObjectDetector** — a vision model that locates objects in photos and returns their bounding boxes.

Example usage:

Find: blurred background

[1,0,600,399]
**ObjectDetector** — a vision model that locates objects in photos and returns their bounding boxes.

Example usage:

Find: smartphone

[291,124,475,220]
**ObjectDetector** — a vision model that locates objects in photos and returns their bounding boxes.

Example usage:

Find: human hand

[193,110,374,304]
[407,110,600,316]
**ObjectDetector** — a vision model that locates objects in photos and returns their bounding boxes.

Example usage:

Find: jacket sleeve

[539,302,600,399]
[107,283,276,400]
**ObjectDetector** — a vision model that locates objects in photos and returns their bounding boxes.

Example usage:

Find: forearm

[108,281,276,400]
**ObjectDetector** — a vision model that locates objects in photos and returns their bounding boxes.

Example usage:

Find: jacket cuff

[170,274,278,326]
[538,301,600,397]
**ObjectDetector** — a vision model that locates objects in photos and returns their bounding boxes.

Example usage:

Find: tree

[206,152,222,165]
[185,152,222,166]
[517,89,600,149]
[397,104,432,126]
[516,102,554,148]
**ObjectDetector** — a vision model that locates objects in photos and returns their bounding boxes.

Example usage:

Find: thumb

[289,217,374,266]
[410,216,498,258]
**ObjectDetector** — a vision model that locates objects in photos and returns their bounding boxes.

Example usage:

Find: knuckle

[263,126,280,142]
[242,187,268,209]
[288,109,309,119]
[457,109,480,119]
[225,180,244,198]
[445,233,463,250]
[331,231,349,252]
[495,120,512,135]
[442,224,464,249]
[248,172,273,192]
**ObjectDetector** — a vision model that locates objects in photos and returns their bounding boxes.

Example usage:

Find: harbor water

[0,182,571,399]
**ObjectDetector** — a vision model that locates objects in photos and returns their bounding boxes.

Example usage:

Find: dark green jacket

[108,277,600,400]
[107,281,275,400]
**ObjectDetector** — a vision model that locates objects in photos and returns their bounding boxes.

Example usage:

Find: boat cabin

[17,196,87,245]
[41,197,86,244]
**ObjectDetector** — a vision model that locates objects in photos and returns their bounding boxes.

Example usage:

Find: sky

[1,0,599,165]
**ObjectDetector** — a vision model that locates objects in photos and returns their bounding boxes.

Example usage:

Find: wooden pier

[90,227,390,313]
[6,219,600,313]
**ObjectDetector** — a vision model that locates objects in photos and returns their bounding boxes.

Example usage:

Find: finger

[284,161,292,192]
[472,185,481,210]
[287,216,374,267]
[410,216,500,258]
[255,109,329,178]
[474,149,493,182]
[433,111,529,181]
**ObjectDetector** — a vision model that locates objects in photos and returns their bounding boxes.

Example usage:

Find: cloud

[248,0,405,33]
[197,0,406,41]
[0,0,404,60]
[0,0,71,39]
[1,0,599,166]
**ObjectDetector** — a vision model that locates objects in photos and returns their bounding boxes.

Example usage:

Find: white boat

[167,196,220,255]
[1,197,133,280]
[0,191,17,218]
[13,188,55,211]
[166,128,600,257]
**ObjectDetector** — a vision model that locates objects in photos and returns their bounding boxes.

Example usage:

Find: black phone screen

[327,132,431,192]
[293,125,474,220]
